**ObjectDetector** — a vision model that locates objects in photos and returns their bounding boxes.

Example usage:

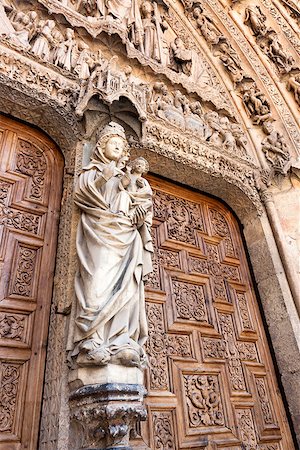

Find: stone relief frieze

[32,0,234,112]
[137,122,263,212]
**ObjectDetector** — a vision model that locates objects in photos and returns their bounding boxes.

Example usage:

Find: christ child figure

[112,157,152,226]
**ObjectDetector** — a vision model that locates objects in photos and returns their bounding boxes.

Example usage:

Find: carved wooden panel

[0,115,63,449]
[137,176,295,449]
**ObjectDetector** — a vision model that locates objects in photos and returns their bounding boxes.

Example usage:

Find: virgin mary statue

[69,122,153,368]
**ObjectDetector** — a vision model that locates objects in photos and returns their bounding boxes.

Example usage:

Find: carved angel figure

[68,122,153,369]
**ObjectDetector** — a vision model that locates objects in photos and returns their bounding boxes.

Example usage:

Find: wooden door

[138,176,294,450]
[0,115,63,449]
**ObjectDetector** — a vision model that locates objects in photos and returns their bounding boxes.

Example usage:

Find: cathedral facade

[0,0,299,449]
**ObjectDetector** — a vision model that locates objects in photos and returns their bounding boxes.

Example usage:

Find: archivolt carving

[244,5,296,74]
[201,0,300,150]
[259,0,300,56]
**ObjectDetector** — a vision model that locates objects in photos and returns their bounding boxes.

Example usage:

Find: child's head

[130,157,149,175]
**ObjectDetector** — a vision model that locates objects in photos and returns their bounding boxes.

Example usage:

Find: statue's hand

[136,177,145,188]
[132,205,147,227]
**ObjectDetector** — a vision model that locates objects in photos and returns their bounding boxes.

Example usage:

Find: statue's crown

[98,121,126,141]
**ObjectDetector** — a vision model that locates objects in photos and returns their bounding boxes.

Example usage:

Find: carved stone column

[69,383,147,450]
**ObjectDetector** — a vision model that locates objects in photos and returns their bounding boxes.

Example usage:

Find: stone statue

[193,7,223,46]
[241,83,271,124]
[261,121,290,172]
[244,6,268,37]
[140,0,159,60]
[70,122,153,369]
[31,20,56,61]
[215,41,244,84]
[287,74,300,105]
[170,37,192,76]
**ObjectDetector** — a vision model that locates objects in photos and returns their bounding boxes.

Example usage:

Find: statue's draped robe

[70,160,152,359]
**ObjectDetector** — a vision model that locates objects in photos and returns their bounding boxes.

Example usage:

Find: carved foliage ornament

[184,374,225,428]
[0,363,20,433]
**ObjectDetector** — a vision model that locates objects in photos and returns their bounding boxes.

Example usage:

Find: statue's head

[130,157,149,175]
[93,122,129,164]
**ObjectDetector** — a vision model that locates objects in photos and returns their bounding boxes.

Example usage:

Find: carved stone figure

[219,116,237,151]
[73,41,95,81]
[140,0,159,61]
[170,37,192,76]
[215,41,244,84]
[241,83,271,124]
[287,74,300,105]
[106,0,132,23]
[262,32,294,73]
[231,123,248,153]
[261,121,290,172]
[205,111,222,144]
[193,7,223,46]
[244,6,268,37]
[69,122,153,369]
[185,101,207,137]
[0,0,15,37]
[60,28,77,71]
[11,10,37,48]
[31,20,56,61]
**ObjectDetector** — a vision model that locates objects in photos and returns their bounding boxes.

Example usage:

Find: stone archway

[0,114,64,450]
